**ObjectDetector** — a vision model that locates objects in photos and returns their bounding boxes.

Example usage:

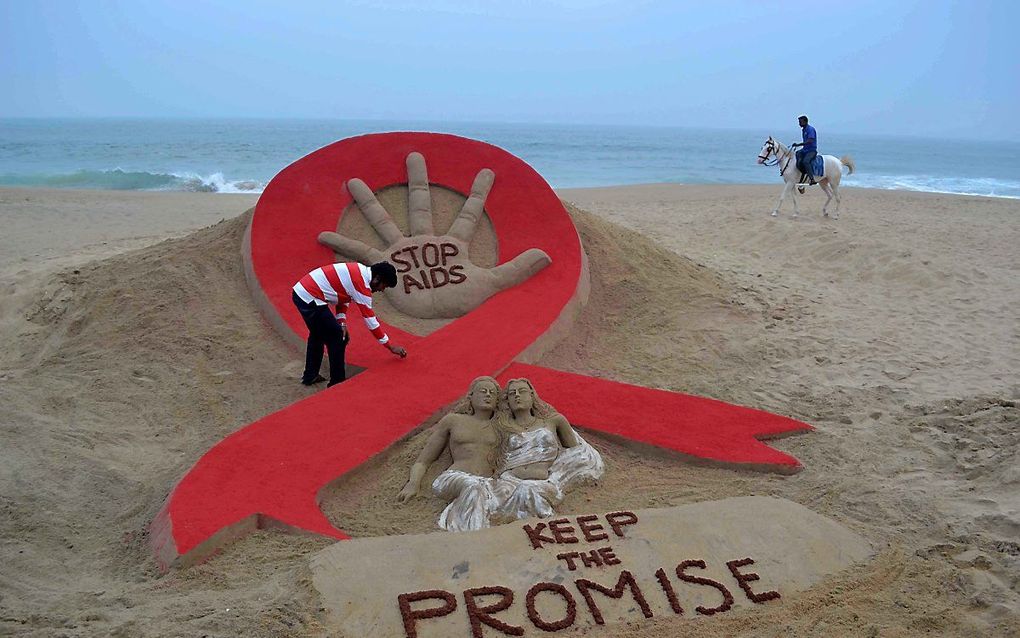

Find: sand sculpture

[397,376,503,530]
[399,377,604,531]
[493,378,604,521]
[319,152,551,318]
[152,132,812,569]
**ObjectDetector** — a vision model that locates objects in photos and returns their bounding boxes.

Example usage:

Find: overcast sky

[2,0,1018,140]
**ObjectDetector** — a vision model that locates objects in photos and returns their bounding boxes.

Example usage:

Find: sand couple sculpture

[398,377,605,532]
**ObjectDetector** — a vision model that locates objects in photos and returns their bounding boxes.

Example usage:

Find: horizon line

[0,116,1015,145]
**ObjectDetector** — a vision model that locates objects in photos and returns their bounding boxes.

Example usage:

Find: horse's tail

[841,155,856,175]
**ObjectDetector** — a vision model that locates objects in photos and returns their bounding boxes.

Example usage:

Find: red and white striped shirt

[293,262,389,345]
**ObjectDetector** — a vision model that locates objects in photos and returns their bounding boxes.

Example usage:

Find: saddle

[798,155,824,184]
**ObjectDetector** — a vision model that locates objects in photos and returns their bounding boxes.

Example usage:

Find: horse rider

[792,114,817,192]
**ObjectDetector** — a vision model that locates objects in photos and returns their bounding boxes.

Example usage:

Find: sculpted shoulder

[549,413,570,428]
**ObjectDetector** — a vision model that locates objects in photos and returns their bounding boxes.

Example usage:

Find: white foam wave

[165,171,265,194]
[844,174,1020,199]
[0,167,267,194]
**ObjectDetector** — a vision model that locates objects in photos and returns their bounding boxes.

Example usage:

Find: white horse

[757,136,855,219]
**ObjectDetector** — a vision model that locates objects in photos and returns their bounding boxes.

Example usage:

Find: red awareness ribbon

[151,133,811,568]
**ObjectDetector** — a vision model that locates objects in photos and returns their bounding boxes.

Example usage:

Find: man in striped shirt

[292,261,407,387]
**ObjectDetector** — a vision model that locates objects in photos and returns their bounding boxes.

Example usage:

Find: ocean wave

[0,168,265,194]
[843,173,1020,199]
[2,168,1017,200]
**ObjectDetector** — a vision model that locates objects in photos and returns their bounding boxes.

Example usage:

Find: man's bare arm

[397,419,452,502]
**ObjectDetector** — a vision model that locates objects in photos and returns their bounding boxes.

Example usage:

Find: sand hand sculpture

[319,152,552,318]
[398,377,604,532]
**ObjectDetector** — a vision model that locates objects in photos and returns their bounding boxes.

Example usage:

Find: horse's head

[757,136,777,164]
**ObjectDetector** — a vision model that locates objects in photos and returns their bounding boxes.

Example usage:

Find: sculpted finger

[448,168,494,242]
[347,178,404,245]
[490,248,552,291]
[318,231,385,264]
[406,153,434,236]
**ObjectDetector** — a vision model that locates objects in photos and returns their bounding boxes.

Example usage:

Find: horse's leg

[772,181,792,217]
[791,180,800,218]
[821,180,833,217]
[828,163,843,220]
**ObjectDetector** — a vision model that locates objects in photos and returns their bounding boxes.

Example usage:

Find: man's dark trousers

[292,291,348,386]
[796,149,817,183]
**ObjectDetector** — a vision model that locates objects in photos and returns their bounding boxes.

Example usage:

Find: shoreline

[558,182,1019,201]
[3,181,1019,200]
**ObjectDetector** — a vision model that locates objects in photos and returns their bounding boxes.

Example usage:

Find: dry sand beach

[1,184,1018,637]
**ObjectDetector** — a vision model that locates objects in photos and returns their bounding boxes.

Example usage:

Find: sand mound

[1,196,1017,636]
[1,213,327,635]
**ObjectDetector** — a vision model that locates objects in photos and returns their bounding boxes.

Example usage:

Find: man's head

[798,115,809,126]
[468,377,500,415]
[452,376,500,416]
[369,261,398,292]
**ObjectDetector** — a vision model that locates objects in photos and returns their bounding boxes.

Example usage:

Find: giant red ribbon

[151,133,811,568]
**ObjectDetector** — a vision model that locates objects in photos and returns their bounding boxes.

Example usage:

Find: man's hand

[397,481,418,503]
[388,343,407,358]
[336,319,349,343]
[319,152,552,319]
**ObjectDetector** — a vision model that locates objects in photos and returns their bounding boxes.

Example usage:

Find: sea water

[1,118,1017,198]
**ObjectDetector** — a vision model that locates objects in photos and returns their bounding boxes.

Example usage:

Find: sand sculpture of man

[397,376,504,531]
[397,377,604,531]
[491,378,604,523]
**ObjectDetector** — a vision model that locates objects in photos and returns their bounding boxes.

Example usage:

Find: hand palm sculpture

[319,153,552,318]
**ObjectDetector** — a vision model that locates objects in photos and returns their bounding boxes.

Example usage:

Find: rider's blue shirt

[801,125,817,153]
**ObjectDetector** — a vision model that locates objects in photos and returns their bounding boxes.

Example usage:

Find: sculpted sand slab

[311,497,873,637]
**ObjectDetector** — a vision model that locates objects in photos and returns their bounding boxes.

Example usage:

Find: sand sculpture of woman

[396,376,504,532]
[491,378,604,523]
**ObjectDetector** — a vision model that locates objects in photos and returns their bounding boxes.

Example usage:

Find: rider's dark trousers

[293,291,349,386]
[796,150,817,182]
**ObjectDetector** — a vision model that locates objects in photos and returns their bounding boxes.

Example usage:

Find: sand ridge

[0,185,1017,636]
